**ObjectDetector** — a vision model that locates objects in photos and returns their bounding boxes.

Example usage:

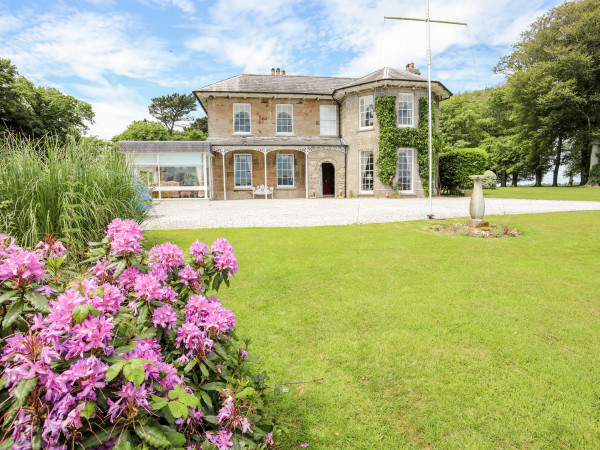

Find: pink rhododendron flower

[206,428,234,450]
[0,248,46,285]
[106,218,144,255]
[152,304,178,329]
[35,239,67,259]
[190,239,209,264]
[178,264,203,290]
[148,242,184,269]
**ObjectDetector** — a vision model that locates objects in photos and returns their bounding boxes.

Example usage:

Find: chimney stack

[405,62,421,75]
[281,69,286,76]
[276,68,281,76]
[271,68,275,75]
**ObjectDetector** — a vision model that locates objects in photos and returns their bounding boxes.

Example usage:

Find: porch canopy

[120,141,215,200]
[209,136,347,199]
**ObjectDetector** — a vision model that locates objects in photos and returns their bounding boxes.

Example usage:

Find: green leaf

[80,430,113,448]
[25,291,50,313]
[0,376,7,390]
[123,361,145,387]
[199,363,209,378]
[80,401,97,420]
[105,360,126,382]
[14,376,37,406]
[244,355,260,363]
[88,305,100,317]
[0,289,18,304]
[2,298,24,328]
[134,419,171,448]
[115,430,134,450]
[71,304,90,323]
[199,390,213,409]
[150,394,168,411]
[203,415,218,424]
[114,342,138,353]
[237,387,256,398]
[114,259,127,278]
[0,439,15,450]
[184,359,198,373]
[31,432,42,450]
[136,304,149,326]
[168,400,188,419]
[132,328,157,341]
[167,431,187,446]
[201,382,226,391]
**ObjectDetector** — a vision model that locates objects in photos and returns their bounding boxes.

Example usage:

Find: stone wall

[306,149,346,198]
[212,150,307,200]
[206,97,338,138]
[340,86,430,197]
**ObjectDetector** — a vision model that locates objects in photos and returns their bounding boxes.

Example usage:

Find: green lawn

[148,211,600,449]
[483,185,600,201]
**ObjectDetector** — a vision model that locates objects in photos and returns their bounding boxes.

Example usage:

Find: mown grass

[483,186,600,201]
[148,211,600,449]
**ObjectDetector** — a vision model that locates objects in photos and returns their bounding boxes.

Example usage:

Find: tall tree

[496,0,600,185]
[0,58,94,141]
[112,120,170,142]
[148,93,197,136]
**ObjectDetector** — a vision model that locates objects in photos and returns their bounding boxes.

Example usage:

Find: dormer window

[233,103,251,134]
[276,104,293,134]
[397,93,414,127]
[359,95,374,129]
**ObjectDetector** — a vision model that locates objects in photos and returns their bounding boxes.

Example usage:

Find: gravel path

[143,197,600,230]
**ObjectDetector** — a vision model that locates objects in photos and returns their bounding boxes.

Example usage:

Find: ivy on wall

[374,96,442,195]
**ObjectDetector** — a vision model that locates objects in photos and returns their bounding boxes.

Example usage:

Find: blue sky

[1,0,564,139]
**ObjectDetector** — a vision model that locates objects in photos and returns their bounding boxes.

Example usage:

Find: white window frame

[276,154,295,188]
[234,153,253,189]
[397,93,414,128]
[397,148,414,193]
[359,95,374,129]
[359,151,374,194]
[276,104,294,135]
[233,103,251,134]
[320,105,337,136]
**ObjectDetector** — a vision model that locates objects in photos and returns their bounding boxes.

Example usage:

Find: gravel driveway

[143,197,600,230]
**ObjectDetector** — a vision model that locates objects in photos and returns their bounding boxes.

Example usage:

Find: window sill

[397,125,415,129]
[276,185,296,189]
[233,187,253,191]
[320,134,338,137]
[358,127,374,132]
[276,133,295,136]
[232,132,252,136]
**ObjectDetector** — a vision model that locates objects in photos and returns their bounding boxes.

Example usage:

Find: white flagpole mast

[385,4,466,219]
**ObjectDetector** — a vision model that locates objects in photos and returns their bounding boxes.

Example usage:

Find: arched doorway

[321,162,335,197]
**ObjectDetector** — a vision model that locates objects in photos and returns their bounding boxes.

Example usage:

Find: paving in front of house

[143,197,600,230]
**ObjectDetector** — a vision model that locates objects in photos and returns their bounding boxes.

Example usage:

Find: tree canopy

[0,58,94,141]
[148,93,197,136]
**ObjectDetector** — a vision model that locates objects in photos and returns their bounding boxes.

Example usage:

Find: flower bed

[0,219,278,449]
[432,223,521,238]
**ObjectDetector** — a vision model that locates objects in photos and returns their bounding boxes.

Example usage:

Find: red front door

[322,163,335,196]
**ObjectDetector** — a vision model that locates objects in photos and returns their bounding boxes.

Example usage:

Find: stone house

[122,65,451,200]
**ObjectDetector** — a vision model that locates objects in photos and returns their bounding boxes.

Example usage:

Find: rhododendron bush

[0,219,279,449]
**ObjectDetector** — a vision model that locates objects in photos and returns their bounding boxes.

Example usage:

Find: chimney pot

[281,69,286,76]
[276,68,280,75]
[271,68,275,75]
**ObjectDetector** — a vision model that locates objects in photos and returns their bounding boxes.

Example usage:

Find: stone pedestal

[466,175,486,227]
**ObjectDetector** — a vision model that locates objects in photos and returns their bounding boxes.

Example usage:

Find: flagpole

[385,6,466,219]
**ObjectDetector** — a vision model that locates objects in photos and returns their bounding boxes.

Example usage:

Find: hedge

[439,148,489,193]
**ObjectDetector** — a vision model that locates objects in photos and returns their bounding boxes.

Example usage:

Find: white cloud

[0,11,181,84]
[139,0,196,13]
[88,99,152,139]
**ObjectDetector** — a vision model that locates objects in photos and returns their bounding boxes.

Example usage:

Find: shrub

[483,170,497,189]
[589,163,600,185]
[0,219,277,449]
[439,148,489,194]
[0,134,147,256]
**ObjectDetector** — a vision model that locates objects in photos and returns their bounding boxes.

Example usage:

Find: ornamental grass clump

[0,134,147,257]
[0,219,278,449]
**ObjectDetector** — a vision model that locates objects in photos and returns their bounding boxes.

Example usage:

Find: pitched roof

[336,67,428,90]
[195,74,356,96]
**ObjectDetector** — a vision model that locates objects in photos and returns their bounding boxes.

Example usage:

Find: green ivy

[374,96,442,195]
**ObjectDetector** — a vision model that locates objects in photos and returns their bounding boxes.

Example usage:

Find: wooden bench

[252,184,274,199]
